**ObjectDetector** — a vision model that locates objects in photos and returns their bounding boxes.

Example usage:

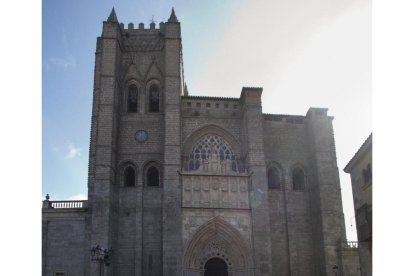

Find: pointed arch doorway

[204,257,228,276]
[183,217,253,276]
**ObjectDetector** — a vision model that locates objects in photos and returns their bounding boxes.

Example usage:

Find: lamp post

[332,264,338,276]
[90,245,113,276]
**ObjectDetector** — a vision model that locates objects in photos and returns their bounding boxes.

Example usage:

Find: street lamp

[91,245,113,276]
[332,264,338,276]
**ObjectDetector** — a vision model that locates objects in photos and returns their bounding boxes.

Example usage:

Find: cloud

[66,193,87,200]
[47,55,76,69]
[65,143,81,159]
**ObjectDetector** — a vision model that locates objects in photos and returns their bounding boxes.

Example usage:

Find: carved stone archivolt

[182,217,253,275]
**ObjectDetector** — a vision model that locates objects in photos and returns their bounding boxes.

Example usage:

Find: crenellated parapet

[102,7,180,53]
[118,22,167,52]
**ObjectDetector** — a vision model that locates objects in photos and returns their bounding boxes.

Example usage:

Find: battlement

[182,96,240,118]
[119,21,166,34]
[104,7,179,38]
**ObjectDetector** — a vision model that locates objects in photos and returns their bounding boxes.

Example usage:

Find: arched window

[149,84,160,112]
[147,166,160,187]
[188,134,238,172]
[127,85,138,113]
[267,167,281,189]
[124,166,136,187]
[292,167,305,190]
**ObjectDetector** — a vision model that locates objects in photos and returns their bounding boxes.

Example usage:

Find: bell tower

[86,8,184,275]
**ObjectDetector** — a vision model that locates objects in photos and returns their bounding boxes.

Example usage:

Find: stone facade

[42,8,360,276]
[344,134,372,276]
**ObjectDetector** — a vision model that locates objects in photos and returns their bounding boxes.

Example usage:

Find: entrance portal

[204,257,228,276]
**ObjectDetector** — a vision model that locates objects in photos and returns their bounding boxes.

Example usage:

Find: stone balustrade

[346,241,359,248]
[43,199,88,209]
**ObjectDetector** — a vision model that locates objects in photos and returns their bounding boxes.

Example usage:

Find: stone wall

[115,187,139,276]
[341,247,361,276]
[263,119,314,275]
[43,209,87,276]
[305,108,347,276]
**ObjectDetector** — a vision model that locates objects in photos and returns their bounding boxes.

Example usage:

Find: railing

[346,241,359,248]
[44,200,88,209]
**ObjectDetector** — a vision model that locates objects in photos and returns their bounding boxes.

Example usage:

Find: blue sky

[42,0,248,199]
[42,0,372,240]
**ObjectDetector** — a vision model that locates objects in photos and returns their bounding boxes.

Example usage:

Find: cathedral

[42,8,361,276]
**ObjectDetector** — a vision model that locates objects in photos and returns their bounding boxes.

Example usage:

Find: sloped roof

[344,133,372,173]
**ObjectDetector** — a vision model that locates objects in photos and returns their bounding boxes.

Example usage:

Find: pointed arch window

[124,166,136,187]
[127,85,138,113]
[292,167,305,190]
[147,166,160,187]
[188,134,238,172]
[268,167,281,189]
[149,84,160,112]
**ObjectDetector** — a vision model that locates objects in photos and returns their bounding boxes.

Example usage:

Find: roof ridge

[344,133,373,172]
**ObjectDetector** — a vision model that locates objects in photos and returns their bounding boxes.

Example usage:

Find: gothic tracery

[186,134,239,173]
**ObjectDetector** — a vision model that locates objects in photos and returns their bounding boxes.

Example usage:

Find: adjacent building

[344,134,372,276]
